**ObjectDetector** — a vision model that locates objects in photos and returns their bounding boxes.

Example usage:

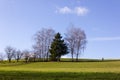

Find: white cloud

[89,37,120,41]
[57,6,72,14]
[74,7,88,16]
[56,6,89,16]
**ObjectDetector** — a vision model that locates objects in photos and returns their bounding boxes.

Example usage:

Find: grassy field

[0,60,120,80]
[0,71,120,80]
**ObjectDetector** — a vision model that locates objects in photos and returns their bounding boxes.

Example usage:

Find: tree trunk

[9,59,11,63]
[46,46,49,62]
[46,52,49,62]
[71,53,74,62]
[71,48,74,62]
[76,53,79,62]
[76,47,80,62]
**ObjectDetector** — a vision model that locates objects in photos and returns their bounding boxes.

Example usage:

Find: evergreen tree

[49,32,68,61]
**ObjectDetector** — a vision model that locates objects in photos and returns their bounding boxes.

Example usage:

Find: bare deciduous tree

[5,46,16,62]
[75,28,87,61]
[65,25,87,61]
[13,50,23,62]
[23,50,30,63]
[65,26,76,61]
[33,28,55,61]
[31,51,38,62]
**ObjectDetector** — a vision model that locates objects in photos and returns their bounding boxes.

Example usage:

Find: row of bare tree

[0,26,87,62]
[33,28,55,62]
[4,47,30,62]
[65,26,87,61]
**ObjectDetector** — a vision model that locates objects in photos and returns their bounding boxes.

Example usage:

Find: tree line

[0,26,87,62]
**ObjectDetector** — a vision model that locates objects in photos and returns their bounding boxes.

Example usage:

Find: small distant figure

[102,57,104,61]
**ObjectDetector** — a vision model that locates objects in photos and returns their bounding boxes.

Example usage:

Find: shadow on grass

[0,71,120,80]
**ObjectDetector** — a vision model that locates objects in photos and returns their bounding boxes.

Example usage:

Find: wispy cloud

[56,6,89,16]
[89,37,120,41]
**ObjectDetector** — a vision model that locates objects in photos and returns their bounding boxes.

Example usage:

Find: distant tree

[23,50,30,63]
[75,29,87,61]
[65,26,76,61]
[102,57,104,61]
[13,50,23,62]
[65,25,87,61]
[33,28,55,61]
[5,46,16,62]
[32,52,37,62]
[49,32,68,61]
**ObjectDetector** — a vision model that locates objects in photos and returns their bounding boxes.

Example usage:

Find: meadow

[0,60,120,80]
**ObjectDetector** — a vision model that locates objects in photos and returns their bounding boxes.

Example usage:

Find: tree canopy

[49,32,68,61]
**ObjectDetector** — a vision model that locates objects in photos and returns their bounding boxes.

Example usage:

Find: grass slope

[0,61,120,80]
[0,61,120,72]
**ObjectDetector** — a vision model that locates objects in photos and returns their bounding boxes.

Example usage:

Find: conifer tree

[49,32,68,61]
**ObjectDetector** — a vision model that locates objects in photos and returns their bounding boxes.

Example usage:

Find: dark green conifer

[49,32,68,61]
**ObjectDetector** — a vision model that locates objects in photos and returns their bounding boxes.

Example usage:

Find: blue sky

[0,0,120,59]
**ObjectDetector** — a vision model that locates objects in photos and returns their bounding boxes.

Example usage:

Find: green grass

[0,71,120,80]
[0,60,120,80]
[0,61,120,72]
